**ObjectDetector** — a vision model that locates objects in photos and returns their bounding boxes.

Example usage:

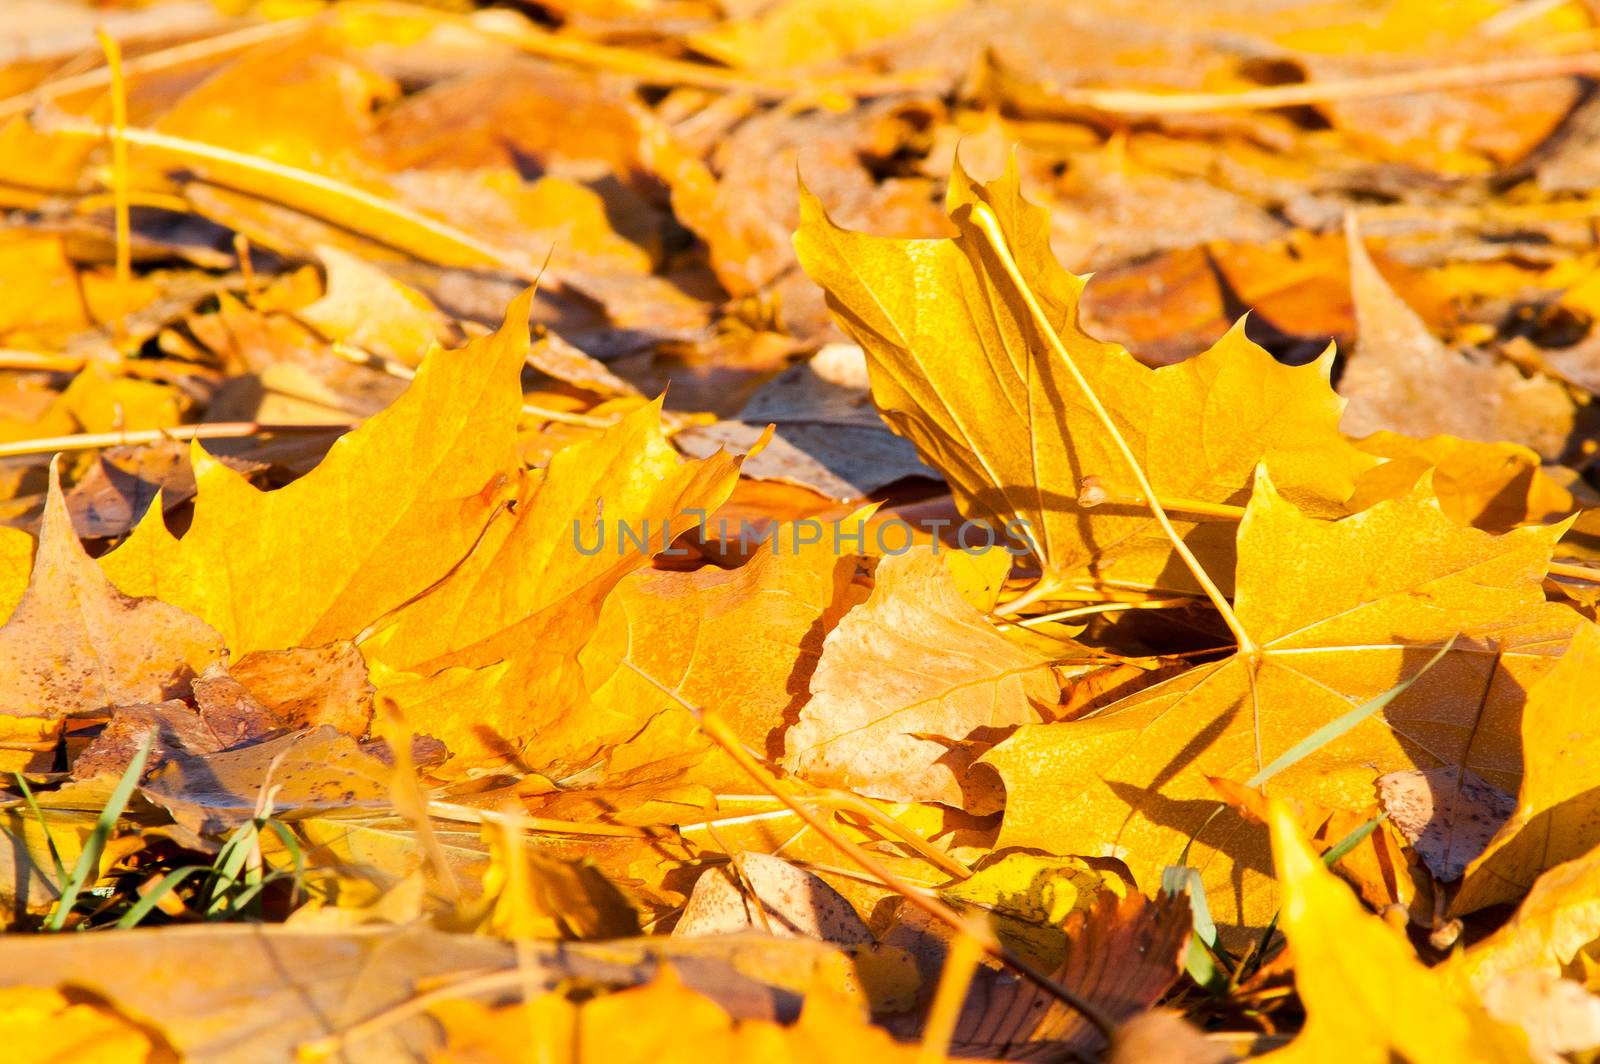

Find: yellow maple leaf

[0,986,175,1064]
[795,161,1370,600]
[1451,839,1600,995]
[362,402,742,771]
[0,526,32,624]
[429,964,923,1064]
[983,468,1578,935]
[580,526,856,777]
[1454,622,1600,913]
[102,291,534,655]
[1347,431,1578,532]
[1265,801,1532,1063]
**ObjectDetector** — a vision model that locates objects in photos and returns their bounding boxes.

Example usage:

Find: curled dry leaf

[63,441,268,542]
[676,851,874,944]
[784,545,1057,813]
[139,726,394,835]
[0,471,222,771]
[295,245,455,366]
[675,343,935,500]
[72,700,223,782]
[946,890,1191,1061]
[1377,766,1515,882]
[1338,214,1582,461]
[196,642,374,742]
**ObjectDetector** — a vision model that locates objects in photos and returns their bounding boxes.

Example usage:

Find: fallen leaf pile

[8,0,1600,1060]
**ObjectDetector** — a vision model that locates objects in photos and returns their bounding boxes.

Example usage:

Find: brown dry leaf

[984,469,1577,935]
[370,57,644,177]
[528,330,641,399]
[139,726,394,835]
[1454,622,1600,913]
[676,851,874,943]
[72,700,223,782]
[784,545,1056,813]
[1376,766,1515,882]
[675,343,936,501]
[796,162,1371,599]
[945,890,1190,1060]
[64,442,268,542]
[197,642,374,742]
[362,403,743,772]
[295,245,454,365]
[102,292,534,655]
[1338,215,1581,461]
[0,470,222,771]
[652,99,951,314]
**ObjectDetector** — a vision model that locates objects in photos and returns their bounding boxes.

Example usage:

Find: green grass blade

[205,823,259,915]
[1246,637,1456,789]
[10,772,66,889]
[115,866,208,929]
[265,820,304,906]
[1322,813,1387,868]
[1243,813,1391,979]
[45,737,151,932]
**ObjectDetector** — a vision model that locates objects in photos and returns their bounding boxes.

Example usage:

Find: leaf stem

[350,0,943,100]
[1081,484,1600,586]
[1079,480,1247,521]
[1012,51,1600,115]
[617,658,1118,1042]
[93,28,132,311]
[0,18,311,123]
[1549,560,1600,583]
[966,203,1259,658]
[35,118,546,282]
[0,421,346,461]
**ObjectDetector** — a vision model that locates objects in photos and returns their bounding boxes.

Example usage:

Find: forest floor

[1,0,1599,1060]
